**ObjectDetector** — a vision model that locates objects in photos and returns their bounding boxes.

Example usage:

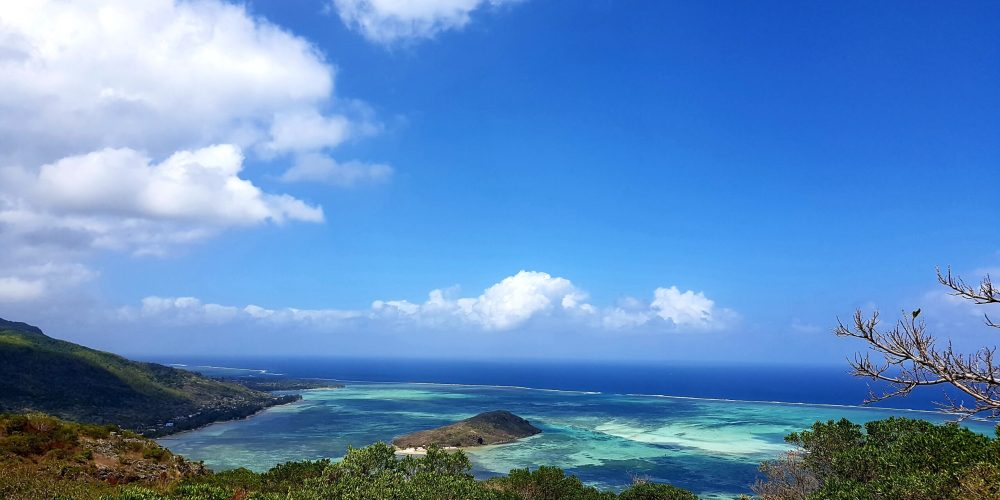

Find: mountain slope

[0,319,298,435]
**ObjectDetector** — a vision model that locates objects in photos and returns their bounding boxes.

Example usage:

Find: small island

[393,410,541,450]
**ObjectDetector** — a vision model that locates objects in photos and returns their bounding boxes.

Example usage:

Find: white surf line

[169,363,283,376]
[326,379,988,420]
[310,377,602,395]
[408,381,602,395]
[621,393,992,420]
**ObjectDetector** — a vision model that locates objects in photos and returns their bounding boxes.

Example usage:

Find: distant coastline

[155,398,297,440]
[159,357,965,413]
[0,320,306,438]
[153,376,345,438]
[169,363,976,419]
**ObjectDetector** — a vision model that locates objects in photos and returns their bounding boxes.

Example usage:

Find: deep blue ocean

[154,356,959,410]
[152,358,995,499]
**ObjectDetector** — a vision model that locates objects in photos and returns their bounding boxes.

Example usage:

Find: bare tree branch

[752,450,819,499]
[838,268,1000,419]
[938,267,999,304]
[938,266,1000,329]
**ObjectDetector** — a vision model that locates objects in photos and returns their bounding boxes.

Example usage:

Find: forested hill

[0,318,297,436]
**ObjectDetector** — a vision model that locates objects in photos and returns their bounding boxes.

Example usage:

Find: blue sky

[0,0,997,362]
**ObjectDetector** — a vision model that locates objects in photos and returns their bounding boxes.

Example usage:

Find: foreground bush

[618,482,699,500]
[0,413,699,500]
[485,465,615,499]
[14,411,1000,499]
[754,417,1000,499]
[163,442,703,499]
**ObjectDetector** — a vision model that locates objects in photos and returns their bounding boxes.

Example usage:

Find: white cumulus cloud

[261,111,354,156]
[0,0,386,301]
[331,0,523,44]
[651,287,717,326]
[0,0,346,164]
[137,296,240,324]
[603,287,735,331]
[125,270,736,333]
[0,277,46,303]
[0,263,97,304]
[374,270,593,330]
[9,145,323,227]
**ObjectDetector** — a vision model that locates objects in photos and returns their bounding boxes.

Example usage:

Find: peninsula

[0,318,299,436]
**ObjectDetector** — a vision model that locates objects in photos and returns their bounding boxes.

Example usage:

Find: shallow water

[158,381,994,498]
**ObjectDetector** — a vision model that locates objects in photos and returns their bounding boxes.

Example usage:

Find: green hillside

[0,318,298,435]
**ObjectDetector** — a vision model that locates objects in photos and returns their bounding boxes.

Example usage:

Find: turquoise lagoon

[157,381,994,498]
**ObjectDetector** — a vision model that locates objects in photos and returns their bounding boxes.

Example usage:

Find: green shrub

[261,458,329,482]
[486,466,614,500]
[410,445,473,477]
[179,467,262,492]
[1,415,698,500]
[784,418,864,480]
[619,482,699,499]
[957,463,1000,499]
[103,486,169,499]
[168,483,237,500]
[142,446,169,462]
[80,423,117,439]
[0,462,116,499]
[758,417,1000,499]
[167,444,695,500]
[0,413,81,457]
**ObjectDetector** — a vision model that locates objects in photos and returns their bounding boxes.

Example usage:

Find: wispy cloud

[330,0,523,44]
[280,153,394,187]
[790,319,824,334]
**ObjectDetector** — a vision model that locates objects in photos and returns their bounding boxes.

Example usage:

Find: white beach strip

[394,446,462,455]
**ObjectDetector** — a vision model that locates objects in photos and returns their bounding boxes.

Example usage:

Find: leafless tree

[751,451,819,499]
[836,267,1000,419]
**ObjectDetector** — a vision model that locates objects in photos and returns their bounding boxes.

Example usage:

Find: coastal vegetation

[747,267,1000,498]
[0,319,297,436]
[753,416,1000,499]
[6,411,1000,499]
[0,413,205,498]
[0,413,697,499]
[6,315,1000,498]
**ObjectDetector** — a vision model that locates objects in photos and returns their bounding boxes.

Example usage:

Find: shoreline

[394,432,541,456]
[393,445,460,455]
[156,385,348,440]
[156,394,306,440]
